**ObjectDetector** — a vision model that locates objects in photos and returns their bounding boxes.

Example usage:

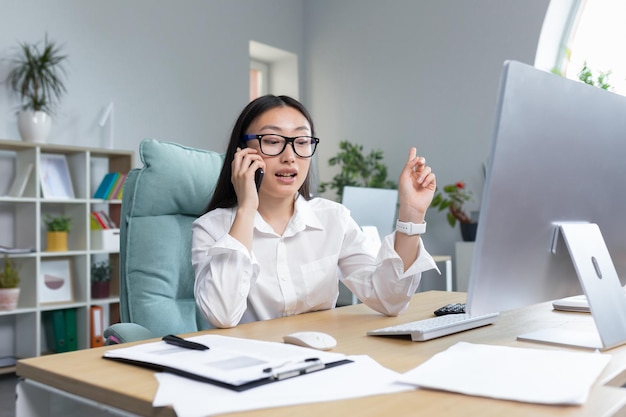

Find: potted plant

[5,34,68,143]
[0,255,21,311]
[318,140,397,201]
[431,181,477,241]
[91,260,111,299]
[44,214,72,251]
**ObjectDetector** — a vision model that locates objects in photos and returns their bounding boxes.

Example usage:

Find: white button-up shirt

[192,195,438,328]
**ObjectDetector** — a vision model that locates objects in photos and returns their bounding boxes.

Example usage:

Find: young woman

[192,95,438,328]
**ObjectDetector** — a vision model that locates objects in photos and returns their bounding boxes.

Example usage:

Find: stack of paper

[153,355,411,417]
[398,342,611,405]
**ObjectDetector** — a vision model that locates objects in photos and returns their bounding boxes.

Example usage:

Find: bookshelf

[0,139,133,371]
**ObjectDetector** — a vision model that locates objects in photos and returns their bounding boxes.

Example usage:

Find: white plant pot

[17,110,52,143]
[0,288,20,311]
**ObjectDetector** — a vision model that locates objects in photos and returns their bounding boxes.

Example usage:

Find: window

[249,41,299,100]
[250,60,269,102]
[564,0,626,94]
[537,0,626,95]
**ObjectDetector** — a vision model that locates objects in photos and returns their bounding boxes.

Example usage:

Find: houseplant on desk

[44,214,72,251]
[5,34,68,143]
[0,255,21,311]
[431,181,477,241]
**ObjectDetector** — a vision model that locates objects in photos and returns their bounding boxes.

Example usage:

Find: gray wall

[304,0,550,258]
[0,0,305,155]
[0,0,552,262]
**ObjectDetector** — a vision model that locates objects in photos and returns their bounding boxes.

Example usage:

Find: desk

[16,291,626,417]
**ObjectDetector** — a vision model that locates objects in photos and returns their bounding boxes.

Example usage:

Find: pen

[263,358,325,380]
[162,334,210,351]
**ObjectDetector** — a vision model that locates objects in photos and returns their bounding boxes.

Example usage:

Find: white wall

[303,0,551,258]
[0,0,305,160]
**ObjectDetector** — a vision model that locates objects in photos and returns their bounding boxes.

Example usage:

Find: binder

[90,305,104,347]
[44,310,67,353]
[64,308,78,351]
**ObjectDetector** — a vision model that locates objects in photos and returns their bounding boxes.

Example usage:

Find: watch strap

[396,220,427,235]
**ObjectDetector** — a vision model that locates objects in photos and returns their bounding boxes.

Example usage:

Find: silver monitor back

[467,60,626,316]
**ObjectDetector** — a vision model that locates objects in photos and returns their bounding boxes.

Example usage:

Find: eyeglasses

[243,134,320,158]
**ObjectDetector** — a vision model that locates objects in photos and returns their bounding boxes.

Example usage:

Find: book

[90,306,104,347]
[104,173,121,199]
[91,211,108,229]
[93,172,118,199]
[102,172,121,199]
[107,173,126,200]
[98,210,117,228]
[7,163,34,197]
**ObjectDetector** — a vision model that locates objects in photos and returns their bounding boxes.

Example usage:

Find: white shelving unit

[0,139,133,373]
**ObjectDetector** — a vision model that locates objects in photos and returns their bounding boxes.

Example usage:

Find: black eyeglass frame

[243,134,320,158]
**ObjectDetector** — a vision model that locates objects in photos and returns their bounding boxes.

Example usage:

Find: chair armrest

[104,323,155,345]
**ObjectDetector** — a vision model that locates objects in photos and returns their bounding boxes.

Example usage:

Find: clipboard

[103,334,352,392]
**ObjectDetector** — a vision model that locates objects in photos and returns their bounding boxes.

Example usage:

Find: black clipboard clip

[263,357,325,380]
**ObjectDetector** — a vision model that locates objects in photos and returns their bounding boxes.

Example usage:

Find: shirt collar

[291,194,324,232]
[253,194,325,236]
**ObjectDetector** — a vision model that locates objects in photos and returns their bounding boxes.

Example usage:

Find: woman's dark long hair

[206,95,315,213]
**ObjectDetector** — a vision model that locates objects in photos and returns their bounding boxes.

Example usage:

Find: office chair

[104,139,224,344]
[340,186,398,236]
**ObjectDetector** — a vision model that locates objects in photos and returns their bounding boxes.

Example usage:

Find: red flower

[431,181,474,227]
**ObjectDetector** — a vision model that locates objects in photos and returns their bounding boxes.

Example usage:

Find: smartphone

[254,168,264,192]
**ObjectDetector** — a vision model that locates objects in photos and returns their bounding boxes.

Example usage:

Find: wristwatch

[395,220,427,235]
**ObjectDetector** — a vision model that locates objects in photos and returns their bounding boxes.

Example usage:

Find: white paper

[104,334,346,387]
[398,342,611,405]
[153,355,412,417]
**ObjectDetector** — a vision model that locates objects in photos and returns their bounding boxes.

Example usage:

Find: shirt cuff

[382,232,441,277]
[209,233,261,266]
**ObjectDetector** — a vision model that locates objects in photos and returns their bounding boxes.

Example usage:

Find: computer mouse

[283,331,337,351]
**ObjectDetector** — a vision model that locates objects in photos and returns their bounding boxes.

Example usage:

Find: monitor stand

[517,222,626,351]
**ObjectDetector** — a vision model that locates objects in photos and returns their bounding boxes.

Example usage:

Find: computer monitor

[466,60,626,319]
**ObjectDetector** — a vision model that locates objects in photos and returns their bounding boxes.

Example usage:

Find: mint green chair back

[118,139,224,337]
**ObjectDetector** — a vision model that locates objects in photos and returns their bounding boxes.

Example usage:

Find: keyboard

[367,312,499,341]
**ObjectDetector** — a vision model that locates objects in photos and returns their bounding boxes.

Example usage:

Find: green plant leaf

[319,140,397,201]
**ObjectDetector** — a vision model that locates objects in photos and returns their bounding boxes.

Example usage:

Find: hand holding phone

[254,168,264,192]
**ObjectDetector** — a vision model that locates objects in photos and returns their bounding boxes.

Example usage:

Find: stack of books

[93,172,127,200]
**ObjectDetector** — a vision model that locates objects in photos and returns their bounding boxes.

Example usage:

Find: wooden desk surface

[16,291,626,417]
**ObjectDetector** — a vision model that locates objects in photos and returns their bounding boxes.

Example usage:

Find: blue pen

[162,334,210,351]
